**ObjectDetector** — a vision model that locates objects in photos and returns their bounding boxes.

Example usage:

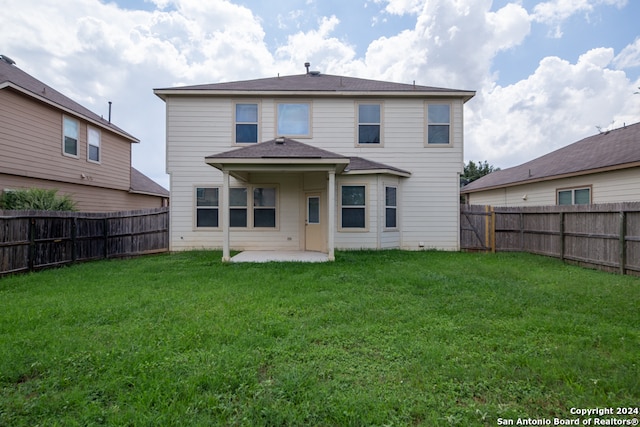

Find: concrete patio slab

[230,251,329,263]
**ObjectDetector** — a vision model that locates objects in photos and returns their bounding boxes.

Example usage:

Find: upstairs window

[195,187,219,228]
[358,103,381,144]
[63,117,79,157]
[558,187,591,205]
[341,185,366,229]
[88,126,101,163]
[277,102,310,137]
[427,104,451,145]
[235,103,258,143]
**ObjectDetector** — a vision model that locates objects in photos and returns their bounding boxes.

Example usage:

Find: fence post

[559,212,565,261]
[28,218,36,272]
[491,207,496,253]
[520,212,524,252]
[71,217,77,263]
[484,205,491,252]
[619,211,627,275]
[103,217,109,259]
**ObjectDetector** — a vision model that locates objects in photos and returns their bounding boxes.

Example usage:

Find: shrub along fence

[461,202,640,275]
[0,207,169,276]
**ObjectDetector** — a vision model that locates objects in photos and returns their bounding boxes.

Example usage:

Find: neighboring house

[154,65,475,260]
[0,55,169,211]
[461,122,640,206]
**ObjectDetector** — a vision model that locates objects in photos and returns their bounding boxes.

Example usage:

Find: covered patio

[205,137,349,262]
[205,138,411,262]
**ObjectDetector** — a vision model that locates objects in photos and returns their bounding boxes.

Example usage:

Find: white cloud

[533,0,626,23]
[378,0,423,15]
[614,37,640,70]
[350,0,530,91]
[465,47,639,168]
[532,0,627,38]
[275,16,357,73]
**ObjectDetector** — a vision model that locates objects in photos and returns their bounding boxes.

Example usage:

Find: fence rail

[461,203,640,276]
[0,207,169,276]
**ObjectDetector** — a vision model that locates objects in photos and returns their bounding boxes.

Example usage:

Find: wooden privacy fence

[0,207,169,276]
[461,202,640,276]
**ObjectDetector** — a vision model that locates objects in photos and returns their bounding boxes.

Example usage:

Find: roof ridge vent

[309,70,321,76]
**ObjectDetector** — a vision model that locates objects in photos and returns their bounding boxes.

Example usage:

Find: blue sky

[1,0,639,189]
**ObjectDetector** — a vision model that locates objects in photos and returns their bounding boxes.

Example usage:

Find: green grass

[0,251,638,426]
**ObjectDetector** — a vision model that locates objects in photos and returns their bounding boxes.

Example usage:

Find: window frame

[253,187,277,228]
[557,186,591,205]
[384,185,398,230]
[425,102,453,146]
[339,184,368,231]
[356,101,383,146]
[275,101,312,138]
[87,126,101,163]
[229,187,248,228]
[228,185,279,229]
[62,116,80,158]
[194,186,220,229]
[233,101,260,145]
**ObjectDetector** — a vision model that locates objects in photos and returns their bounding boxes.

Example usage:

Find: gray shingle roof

[156,72,474,98]
[0,57,138,142]
[345,157,411,176]
[206,137,348,160]
[462,122,640,193]
[206,138,410,176]
[130,167,169,197]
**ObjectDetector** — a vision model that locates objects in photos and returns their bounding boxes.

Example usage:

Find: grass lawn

[0,251,638,426]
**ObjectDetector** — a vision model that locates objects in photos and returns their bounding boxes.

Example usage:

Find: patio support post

[328,170,336,261]
[222,170,231,262]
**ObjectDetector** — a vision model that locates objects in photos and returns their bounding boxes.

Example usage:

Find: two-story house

[154,66,474,261]
[0,55,169,211]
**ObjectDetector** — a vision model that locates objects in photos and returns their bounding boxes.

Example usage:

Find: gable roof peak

[0,56,138,142]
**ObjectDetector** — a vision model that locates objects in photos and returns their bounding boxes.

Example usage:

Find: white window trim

[62,116,80,158]
[233,100,261,145]
[425,101,453,147]
[383,185,398,231]
[557,186,592,205]
[229,187,249,228]
[275,101,312,139]
[228,184,280,230]
[194,186,220,230]
[355,101,384,147]
[87,126,101,164]
[338,183,369,232]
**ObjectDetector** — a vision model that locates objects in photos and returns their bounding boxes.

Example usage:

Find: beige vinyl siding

[0,89,131,191]
[0,174,164,212]
[225,174,301,251]
[166,98,229,251]
[169,173,303,251]
[166,95,466,251]
[466,167,640,206]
